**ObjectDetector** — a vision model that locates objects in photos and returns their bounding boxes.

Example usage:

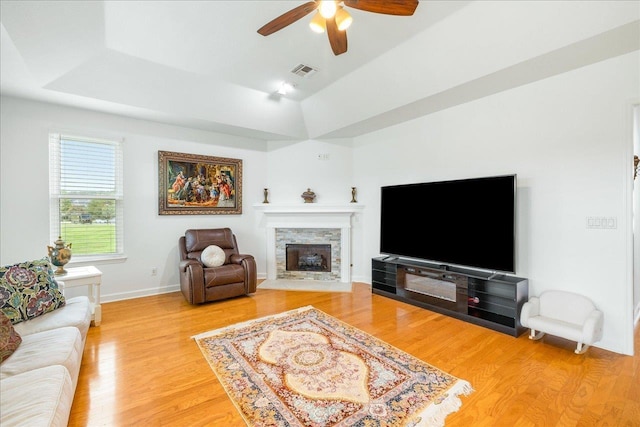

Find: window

[49,133,124,259]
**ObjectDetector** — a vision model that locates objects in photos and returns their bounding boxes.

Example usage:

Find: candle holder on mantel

[301,188,316,203]
[350,187,357,203]
[263,188,269,204]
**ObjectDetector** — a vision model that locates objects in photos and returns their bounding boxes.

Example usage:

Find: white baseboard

[101,284,180,303]
[99,275,372,304]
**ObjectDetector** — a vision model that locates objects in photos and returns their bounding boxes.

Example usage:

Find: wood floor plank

[68,283,640,426]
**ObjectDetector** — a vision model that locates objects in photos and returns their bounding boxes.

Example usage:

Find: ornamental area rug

[193,306,473,427]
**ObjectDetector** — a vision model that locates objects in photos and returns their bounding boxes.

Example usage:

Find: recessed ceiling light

[277,82,296,95]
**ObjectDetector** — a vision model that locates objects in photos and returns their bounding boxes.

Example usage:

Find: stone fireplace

[277,229,340,280]
[254,204,363,283]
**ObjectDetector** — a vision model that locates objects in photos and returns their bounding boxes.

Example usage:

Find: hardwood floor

[69,283,640,426]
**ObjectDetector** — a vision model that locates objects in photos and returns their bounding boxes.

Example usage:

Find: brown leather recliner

[179,228,257,304]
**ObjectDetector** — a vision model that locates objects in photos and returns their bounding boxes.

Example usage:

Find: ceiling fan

[257,1,419,56]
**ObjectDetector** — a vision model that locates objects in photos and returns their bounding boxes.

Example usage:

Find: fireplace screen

[286,244,331,272]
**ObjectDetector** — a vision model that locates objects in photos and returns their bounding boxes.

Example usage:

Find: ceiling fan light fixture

[309,11,326,33]
[258,0,419,55]
[318,1,337,19]
[335,7,352,31]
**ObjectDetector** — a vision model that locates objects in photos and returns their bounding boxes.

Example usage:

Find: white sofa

[520,290,603,354]
[1,295,92,426]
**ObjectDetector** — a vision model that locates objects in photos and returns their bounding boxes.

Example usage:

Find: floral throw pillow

[0,258,66,325]
[0,310,22,362]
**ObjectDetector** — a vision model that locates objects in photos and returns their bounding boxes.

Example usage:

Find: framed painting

[158,150,242,215]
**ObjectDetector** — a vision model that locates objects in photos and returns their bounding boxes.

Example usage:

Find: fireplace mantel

[253,204,364,214]
[253,203,364,283]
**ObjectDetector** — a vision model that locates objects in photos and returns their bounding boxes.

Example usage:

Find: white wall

[351,52,638,355]
[262,139,366,282]
[0,97,269,301]
[1,50,638,354]
[264,139,355,205]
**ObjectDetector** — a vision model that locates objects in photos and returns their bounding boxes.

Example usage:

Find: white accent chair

[520,290,603,354]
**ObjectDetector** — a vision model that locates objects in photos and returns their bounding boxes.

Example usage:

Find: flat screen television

[380,174,516,273]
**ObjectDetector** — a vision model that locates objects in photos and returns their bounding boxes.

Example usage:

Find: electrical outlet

[151,267,157,276]
[317,153,330,160]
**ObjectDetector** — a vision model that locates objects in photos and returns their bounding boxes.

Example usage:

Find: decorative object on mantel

[47,236,72,276]
[263,188,269,204]
[301,188,316,203]
[350,186,357,203]
[634,155,639,181]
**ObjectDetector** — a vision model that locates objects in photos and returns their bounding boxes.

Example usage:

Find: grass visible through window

[60,223,116,255]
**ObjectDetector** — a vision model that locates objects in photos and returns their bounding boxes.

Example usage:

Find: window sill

[67,254,128,267]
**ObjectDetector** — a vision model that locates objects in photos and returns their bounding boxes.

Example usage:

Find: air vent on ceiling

[291,64,318,78]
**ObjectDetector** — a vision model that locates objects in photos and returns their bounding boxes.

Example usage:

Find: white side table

[57,266,102,326]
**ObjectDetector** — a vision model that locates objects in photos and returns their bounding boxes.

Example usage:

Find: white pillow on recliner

[201,245,226,267]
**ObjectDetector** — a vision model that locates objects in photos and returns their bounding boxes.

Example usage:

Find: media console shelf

[372,257,529,337]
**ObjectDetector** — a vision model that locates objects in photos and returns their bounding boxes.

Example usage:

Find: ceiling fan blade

[326,17,347,56]
[257,1,318,36]
[343,0,419,16]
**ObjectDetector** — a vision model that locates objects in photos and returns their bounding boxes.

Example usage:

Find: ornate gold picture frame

[158,150,242,215]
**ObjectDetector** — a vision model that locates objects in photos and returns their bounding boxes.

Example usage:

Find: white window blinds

[49,133,124,258]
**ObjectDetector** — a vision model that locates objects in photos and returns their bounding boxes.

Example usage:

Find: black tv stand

[371,257,529,337]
